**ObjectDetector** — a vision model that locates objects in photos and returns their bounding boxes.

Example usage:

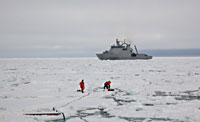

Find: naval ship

[96,39,152,60]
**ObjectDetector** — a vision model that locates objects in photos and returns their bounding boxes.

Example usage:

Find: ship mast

[116,38,120,46]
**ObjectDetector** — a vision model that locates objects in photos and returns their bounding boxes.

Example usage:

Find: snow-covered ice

[0,57,200,122]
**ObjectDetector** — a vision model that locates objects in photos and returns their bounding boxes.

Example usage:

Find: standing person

[104,81,111,90]
[79,79,85,93]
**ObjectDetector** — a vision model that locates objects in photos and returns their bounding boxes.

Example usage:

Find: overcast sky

[0,0,200,57]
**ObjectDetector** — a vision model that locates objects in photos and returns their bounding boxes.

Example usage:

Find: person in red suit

[80,79,85,93]
[104,81,111,90]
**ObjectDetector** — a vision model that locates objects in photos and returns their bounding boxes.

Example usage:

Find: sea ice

[0,57,200,121]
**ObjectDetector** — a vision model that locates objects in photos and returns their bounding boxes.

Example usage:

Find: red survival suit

[104,81,111,89]
[80,80,85,93]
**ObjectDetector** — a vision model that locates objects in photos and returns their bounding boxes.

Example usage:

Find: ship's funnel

[134,45,138,54]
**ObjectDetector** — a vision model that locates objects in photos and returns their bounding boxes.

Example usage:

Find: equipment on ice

[24,112,66,121]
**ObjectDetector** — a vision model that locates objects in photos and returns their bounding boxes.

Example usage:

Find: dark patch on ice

[80,118,88,122]
[41,67,48,70]
[99,108,115,118]
[119,116,180,122]
[92,87,104,92]
[66,79,72,81]
[180,89,199,94]
[176,74,186,77]
[115,88,125,93]
[143,103,154,106]
[122,92,133,96]
[76,107,115,119]
[135,74,140,76]
[24,82,31,84]
[104,88,136,105]
[149,70,166,72]
[110,76,120,79]
[153,91,168,96]
[151,117,173,121]
[136,108,143,111]
[3,68,17,71]
[113,98,136,105]
[20,78,25,81]
[105,96,136,106]
[119,116,146,121]
[154,91,179,97]
[11,83,19,87]
[164,80,171,83]
[166,102,178,105]
[46,119,66,122]
[154,90,200,101]
[183,72,200,76]
[58,88,61,92]
[175,95,200,101]
[178,81,184,85]
[187,72,192,76]
[1,95,10,99]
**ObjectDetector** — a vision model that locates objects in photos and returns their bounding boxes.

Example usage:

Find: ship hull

[96,54,152,60]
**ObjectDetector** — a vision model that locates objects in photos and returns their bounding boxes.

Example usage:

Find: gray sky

[0,0,200,57]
